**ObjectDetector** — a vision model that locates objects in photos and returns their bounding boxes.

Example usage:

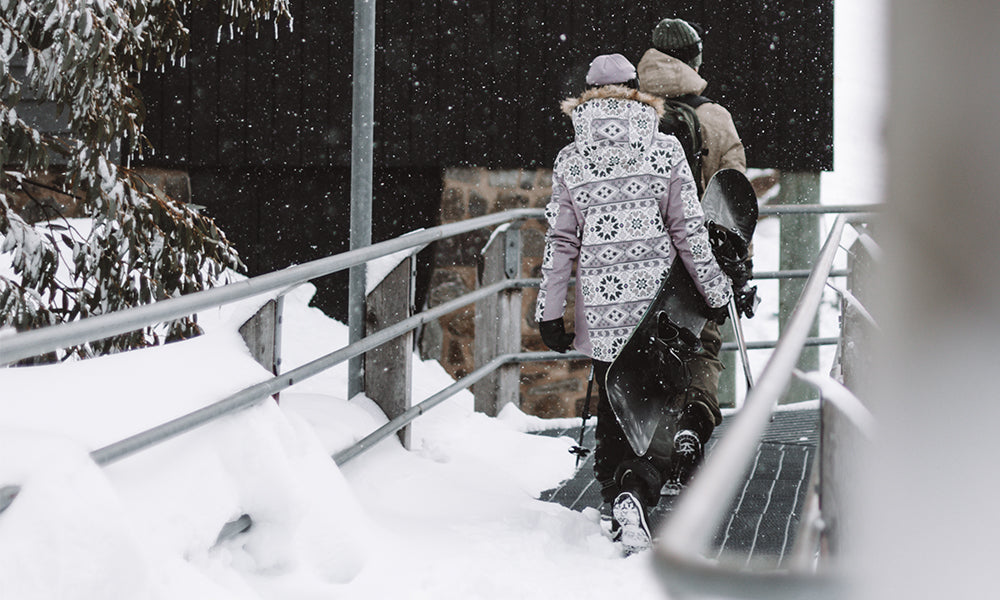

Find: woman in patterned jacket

[534,53,732,553]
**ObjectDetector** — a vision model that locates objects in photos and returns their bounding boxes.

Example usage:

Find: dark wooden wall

[137,0,832,319]
[141,0,832,170]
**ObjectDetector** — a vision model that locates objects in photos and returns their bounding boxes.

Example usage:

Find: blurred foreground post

[861,3,1000,598]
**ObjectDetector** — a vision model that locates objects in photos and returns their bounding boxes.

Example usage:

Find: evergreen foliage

[0,0,290,361]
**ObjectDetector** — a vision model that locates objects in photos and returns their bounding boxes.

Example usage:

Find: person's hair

[586,79,638,91]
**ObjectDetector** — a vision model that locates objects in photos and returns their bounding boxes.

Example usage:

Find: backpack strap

[674,94,715,109]
[671,94,715,195]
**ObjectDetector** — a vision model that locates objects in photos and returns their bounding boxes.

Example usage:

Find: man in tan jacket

[636,17,748,493]
[639,18,747,191]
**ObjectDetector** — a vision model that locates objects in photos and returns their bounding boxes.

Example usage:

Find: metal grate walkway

[538,406,819,565]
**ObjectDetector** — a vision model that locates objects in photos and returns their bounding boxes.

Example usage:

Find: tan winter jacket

[637,48,746,191]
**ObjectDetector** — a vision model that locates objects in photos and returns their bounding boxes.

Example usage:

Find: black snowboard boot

[613,468,654,555]
[663,429,704,496]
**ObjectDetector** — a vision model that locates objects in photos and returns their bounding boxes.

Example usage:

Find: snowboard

[604,169,758,456]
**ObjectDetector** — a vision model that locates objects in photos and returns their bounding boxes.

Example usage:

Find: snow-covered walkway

[0,282,665,598]
[0,277,822,599]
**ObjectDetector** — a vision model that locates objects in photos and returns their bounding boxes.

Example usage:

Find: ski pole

[569,364,596,468]
[728,299,754,389]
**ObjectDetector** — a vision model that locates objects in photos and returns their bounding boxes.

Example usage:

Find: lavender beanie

[585,53,637,86]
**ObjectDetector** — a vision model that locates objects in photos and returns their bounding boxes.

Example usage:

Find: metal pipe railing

[0,208,545,366]
[759,203,881,216]
[332,350,585,465]
[2,205,876,554]
[347,0,377,398]
[652,213,860,599]
[6,206,865,472]
[89,276,535,466]
[0,204,876,366]
[754,268,847,280]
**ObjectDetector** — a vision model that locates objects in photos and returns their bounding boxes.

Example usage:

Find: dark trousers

[592,321,723,507]
[593,359,670,506]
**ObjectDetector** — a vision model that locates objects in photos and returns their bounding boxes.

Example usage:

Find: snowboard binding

[707,221,752,289]
[649,311,700,397]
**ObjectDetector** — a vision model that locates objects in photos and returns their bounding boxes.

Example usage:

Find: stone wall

[425,167,592,419]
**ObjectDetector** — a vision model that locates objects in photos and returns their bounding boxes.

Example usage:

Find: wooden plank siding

[139,1,831,171]
[187,14,221,166]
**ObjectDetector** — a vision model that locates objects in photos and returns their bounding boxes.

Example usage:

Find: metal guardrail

[2,205,877,565]
[88,276,532,466]
[653,213,870,599]
[0,208,545,366]
[758,203,880,216]
[0,204,871,367]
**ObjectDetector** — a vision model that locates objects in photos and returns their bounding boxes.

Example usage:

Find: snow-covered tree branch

[1,0,290,362]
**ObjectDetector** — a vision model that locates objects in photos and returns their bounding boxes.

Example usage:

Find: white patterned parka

[534,85,732,362]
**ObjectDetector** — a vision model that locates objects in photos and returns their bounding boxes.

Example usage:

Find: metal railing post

[473,226,522,416]
[364,253,417,448]
[347,0,376,399]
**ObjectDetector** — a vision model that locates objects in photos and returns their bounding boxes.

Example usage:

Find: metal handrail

[759,203,881,216]
[0,203,878,366]
[1,205,876,555]
[0,208,545,366]
[653,213,864,599]
[89,276,537,466]
[332,350,586,464]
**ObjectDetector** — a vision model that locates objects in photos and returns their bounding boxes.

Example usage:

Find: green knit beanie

[652,18,703,70]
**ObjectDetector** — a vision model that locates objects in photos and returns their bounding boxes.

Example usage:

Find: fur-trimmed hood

[559,85,665,162]
[560,84,665,117]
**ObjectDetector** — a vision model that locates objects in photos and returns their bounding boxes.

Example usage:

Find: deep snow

[0,1,883,598]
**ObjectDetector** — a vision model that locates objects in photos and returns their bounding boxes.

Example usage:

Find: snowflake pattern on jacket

[535,86,732,361]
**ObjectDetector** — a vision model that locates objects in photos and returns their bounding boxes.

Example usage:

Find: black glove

[539,317,575,353]
[704,304,729,325]
[727,256,753,291]
[735,284,759,319]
